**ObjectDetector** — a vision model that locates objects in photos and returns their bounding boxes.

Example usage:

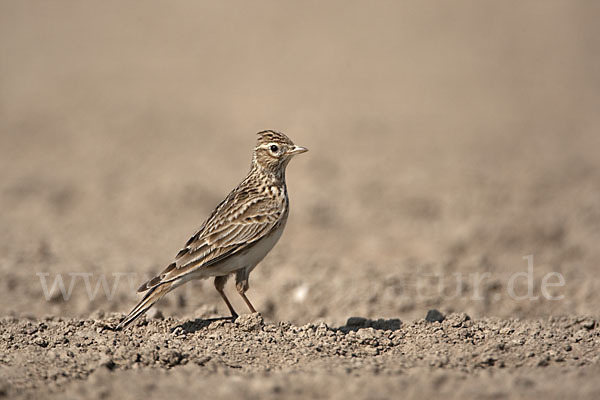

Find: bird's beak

[288,145,308,155]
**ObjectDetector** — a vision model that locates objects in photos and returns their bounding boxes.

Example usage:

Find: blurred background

[1,0,598,325]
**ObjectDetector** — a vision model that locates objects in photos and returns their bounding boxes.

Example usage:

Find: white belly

[198,221,286,278]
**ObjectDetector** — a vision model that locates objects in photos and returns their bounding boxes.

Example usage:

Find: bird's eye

[270,144,279,153]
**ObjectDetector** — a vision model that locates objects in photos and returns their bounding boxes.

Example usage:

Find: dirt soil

[1,1,600,399]
[2,313,600,399]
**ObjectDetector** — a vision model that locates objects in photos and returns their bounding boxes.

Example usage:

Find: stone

[425,309,445,323]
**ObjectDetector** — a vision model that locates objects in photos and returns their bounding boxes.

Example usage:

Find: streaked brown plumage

[116,130,307,330]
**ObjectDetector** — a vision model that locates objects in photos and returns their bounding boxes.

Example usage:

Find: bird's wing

[137,187,286,292]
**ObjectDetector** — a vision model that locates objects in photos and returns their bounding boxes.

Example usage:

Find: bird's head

[252,130,308,174]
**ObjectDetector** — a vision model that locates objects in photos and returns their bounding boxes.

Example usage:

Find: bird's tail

[116,282,173,330]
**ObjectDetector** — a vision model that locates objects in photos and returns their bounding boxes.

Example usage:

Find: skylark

[116,130,307,330]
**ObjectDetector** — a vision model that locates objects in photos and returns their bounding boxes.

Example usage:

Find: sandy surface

[1,1,600,399]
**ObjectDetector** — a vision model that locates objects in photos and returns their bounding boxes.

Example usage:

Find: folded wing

[137,188,285,293]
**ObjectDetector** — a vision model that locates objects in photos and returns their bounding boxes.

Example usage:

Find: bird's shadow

[170,316,402,335]
[335,317,402,333]
[173,316,236,334]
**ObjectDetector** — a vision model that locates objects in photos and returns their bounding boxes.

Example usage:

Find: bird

[116,130,308,330]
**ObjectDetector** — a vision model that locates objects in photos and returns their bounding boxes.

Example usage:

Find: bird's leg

[235,269,257,313]
[214,275,238,319]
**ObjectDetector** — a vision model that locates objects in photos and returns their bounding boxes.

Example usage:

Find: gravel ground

[2,313,600,399]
